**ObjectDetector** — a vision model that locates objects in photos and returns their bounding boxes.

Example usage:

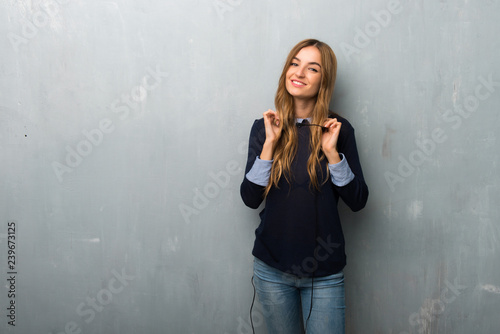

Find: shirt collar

[296,117,312,123]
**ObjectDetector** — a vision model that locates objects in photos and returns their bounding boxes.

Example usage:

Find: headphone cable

[250,275,256,334]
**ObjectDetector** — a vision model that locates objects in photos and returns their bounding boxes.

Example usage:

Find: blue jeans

[253,257,345,334]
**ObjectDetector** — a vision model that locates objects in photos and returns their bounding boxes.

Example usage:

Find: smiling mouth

[291,80,306,86]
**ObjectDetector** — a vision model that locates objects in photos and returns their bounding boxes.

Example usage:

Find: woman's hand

[263,109,280,142]
[321,118,342,164]
[260,109,280,161]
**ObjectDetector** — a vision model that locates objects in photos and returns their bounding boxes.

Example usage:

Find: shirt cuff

[328,153,355,186]
[246,157,273,186]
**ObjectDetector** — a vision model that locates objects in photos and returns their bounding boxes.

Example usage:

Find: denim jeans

[253,257,345,334]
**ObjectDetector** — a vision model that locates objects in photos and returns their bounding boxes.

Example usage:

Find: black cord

[296,122,328,132]
[305,275,315,333]
[305,182,320,333]
[250,275,256,334]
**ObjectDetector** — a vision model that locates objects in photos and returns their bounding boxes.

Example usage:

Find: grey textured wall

[1,0,499,333]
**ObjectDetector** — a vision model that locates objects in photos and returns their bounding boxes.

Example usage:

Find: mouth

[291,80,306,87]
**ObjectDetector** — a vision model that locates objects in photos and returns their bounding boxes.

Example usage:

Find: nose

[295,65,306,77]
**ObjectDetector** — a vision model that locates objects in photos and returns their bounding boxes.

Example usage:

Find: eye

[309,68,319,73]
[290,62,299,67]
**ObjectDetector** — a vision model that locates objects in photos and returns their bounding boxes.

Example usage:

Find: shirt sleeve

[240,119,268,209]
[331,117,369,212]
[328,153,355,187]
[246,157,273,187]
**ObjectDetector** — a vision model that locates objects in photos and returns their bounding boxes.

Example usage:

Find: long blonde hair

[265,39,338,197]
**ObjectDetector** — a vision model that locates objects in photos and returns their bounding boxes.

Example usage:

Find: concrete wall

[1,0,499,333]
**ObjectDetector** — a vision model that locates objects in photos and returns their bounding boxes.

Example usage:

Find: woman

[240,39,369,333]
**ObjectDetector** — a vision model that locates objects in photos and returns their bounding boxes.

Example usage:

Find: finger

[263,110,280,128]
[328,120,341,131]
[323,118,337,128]
[264,109,277,116]
[263,110,274,123]
[269,110,280,126]
[264,109,277,119]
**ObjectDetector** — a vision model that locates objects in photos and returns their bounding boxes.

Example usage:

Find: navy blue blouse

[240,114,369,278]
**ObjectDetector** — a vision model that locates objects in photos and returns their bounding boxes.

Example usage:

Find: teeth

[292,80,305,86]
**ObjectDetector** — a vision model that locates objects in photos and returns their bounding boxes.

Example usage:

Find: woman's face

[285,46,322,101]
